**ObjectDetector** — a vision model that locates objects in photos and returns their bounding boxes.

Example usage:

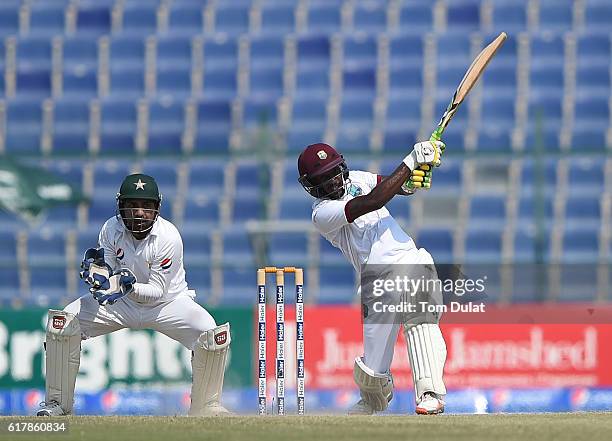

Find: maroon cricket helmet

[297,143,348,199]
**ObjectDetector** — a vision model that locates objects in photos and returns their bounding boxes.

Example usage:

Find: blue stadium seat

[562,227,600,264]
[63,66,97,97]
[62,38,98,70]
[157,66,191,97]
[203,36,238,71]
[342,34,378,68]
[342,66,377,99]
[249,35,285,69]
[585,1,612,31]
[147,98,185,154]
[194,99,232,152]
[318,265,355,304]
[538,0,574,32]
[520,160,558,194]
[268,232,308,266]
[576,33,611,64]
[110,36,145,68]
[28,230,66,267]
[168,3,203,36]
[183,195,220,227]
[389,34,423,66]
[382,128,417,153]
[91,160,131,195]
[279,194,312,221]
[436,32,472,66]
[574,95,609,131]
[110,66,144,97]
[530,34,564,67]
[29,267,67,306]
[222,230,253,265]
[480,94,515,127]
[446,0,480,32]
[418,228,453,263]
[16,67,51,97]
[76,228,100,257]
[214,4,250,34]
[29,4,65,37]
[426,159,462,190]
[121,4,158,35]
[294,64,330,98]
[530,64,564,97]
[339,96,374,129]
[5,99,43,153]
[491,2,527,32]
[352,2,388,33]
[523,126,561,152]
[385,96,420,131]
[249,65,284,98]
[306,3,341,33]
[477,126,513,153]
[296,35,331,68]
[232,194,264,223]
[52,98,90,154]
[388,64,422,98]
[242,96,278,128]
[291,95,327,129]
[518,195,554,223]
[0,267,20,304]
[100,98,137,153]
[576,63,610,98]
[156,35,192,69]
[436,64,469,93]
[469,195,506,227]
[0,231,17,266]
[76,4,111,36]
[260,4,295,35]
[528,95,562,127]
[0,6,18,38]
[139,159,179,196]
[482,64,517,96]
[40,159,84,189]
[567,158,605,191]
[398,2,432,32]
[221,266,252,304]
[188,161,225,194]
[335,127,372,153]
[465,228,502,263]
[201,68,237,99]
[286,126,326,153]
[564,196,601,228]
[185,265,211,298]
[183,230,211,266]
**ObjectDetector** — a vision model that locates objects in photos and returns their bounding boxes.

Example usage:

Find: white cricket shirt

[312,170,418,271]
[98,215,189,303]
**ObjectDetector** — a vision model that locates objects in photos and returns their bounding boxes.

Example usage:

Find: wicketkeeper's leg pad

[353,356,394,412]
[44,310,81,414]
[189,322,231,416]
[404,323,447,403]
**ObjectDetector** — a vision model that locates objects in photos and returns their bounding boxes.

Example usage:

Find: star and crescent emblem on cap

[134,179,147,190]
[317,150,328,160]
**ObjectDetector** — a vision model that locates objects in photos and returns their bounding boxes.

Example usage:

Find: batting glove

[80,248,113,289]
[90,268,136,306]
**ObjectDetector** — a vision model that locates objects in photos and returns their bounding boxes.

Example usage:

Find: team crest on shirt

[160,258,172,270]
[116,248,125,260]
[347,184,362,197]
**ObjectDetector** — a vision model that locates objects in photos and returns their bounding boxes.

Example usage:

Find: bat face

[433,32,507,139]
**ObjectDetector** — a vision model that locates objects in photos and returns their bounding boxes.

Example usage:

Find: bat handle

[430,126,444,142]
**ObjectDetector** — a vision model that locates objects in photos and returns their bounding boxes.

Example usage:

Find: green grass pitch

[1,413,611,441]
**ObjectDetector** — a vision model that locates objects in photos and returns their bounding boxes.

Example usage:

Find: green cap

[117,174,161,202]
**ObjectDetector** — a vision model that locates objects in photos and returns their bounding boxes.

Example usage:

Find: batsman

[298,141,447,415]
[37,173,231,417]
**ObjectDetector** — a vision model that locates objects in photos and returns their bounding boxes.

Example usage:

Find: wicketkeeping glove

[90,268,136,306]
[80,248,112,289]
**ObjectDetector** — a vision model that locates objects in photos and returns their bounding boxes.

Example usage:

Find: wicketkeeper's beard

[118,208,159,234]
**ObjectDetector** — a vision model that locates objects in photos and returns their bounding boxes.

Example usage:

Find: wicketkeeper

[298,141,447,415]
[37,173,231,417]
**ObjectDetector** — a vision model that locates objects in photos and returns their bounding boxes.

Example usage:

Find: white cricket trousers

[64,292,217,350]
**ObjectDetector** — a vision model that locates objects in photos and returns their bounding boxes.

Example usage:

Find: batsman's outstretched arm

[345,141,444,222]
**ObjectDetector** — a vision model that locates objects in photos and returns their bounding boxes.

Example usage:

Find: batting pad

[353,357,394,412]
[189,322,231,416]
[404,323,447,403]
[45,310,81,414]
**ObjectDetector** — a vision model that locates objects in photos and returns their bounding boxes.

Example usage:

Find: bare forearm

[346,163,410,222]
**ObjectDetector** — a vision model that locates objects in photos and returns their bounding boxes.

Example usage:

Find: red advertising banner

[260,305,612,391]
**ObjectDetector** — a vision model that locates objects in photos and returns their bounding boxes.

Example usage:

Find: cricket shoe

[348,399,375,415]
[415,393,445,415]
[193,402,232,417]
[36,401,67,416]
